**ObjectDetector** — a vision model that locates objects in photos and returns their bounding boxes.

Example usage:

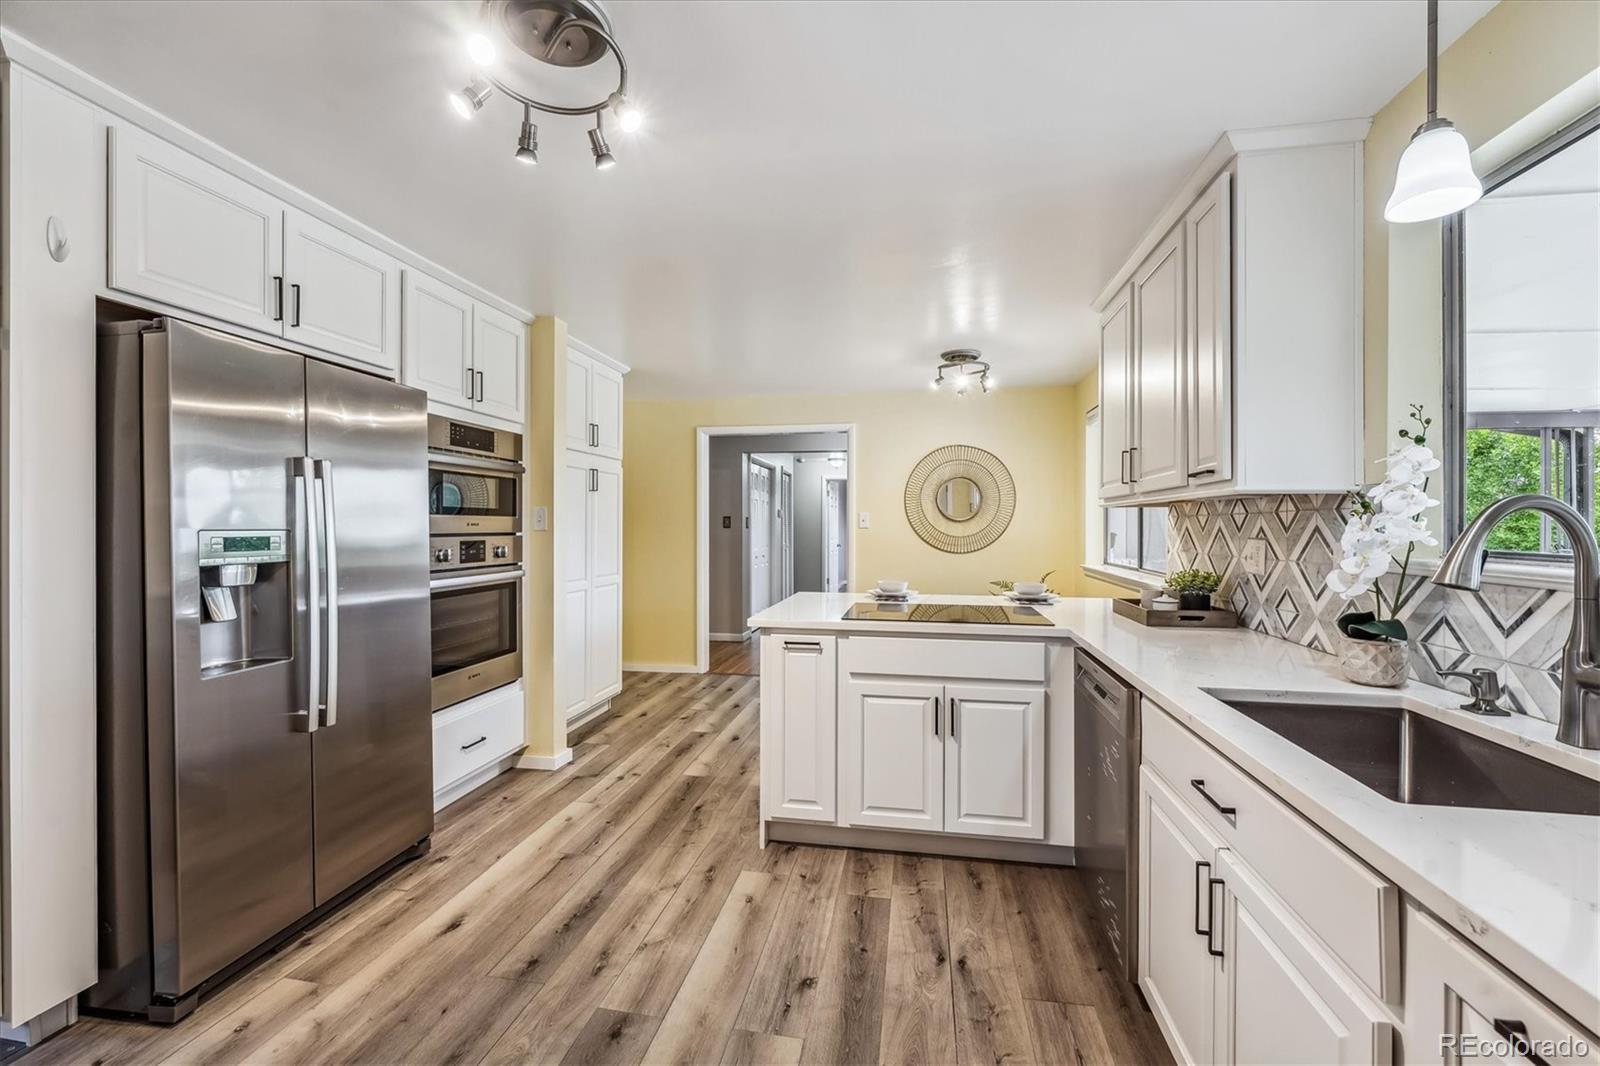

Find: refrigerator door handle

[315,458,339,728]
[295,456,321,733]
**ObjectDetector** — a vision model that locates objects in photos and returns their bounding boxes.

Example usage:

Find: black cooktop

[841,602,1055,625]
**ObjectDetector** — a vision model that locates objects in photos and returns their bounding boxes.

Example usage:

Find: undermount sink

[1217,698,1600,817]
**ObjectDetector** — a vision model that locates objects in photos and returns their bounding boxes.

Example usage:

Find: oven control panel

[429,534,520,573]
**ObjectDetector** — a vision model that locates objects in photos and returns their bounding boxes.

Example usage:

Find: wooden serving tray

[1112,597,1238,628]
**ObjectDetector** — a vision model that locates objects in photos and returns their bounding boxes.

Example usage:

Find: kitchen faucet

[1433,494,1600,749]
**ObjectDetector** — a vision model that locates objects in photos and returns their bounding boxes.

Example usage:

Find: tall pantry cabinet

[560,339,629,724]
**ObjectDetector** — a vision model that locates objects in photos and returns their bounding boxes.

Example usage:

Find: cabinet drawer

[434,683,524,790]
[1404,903,1599,1065]
[1142,698,1400,1002]
[840,636,1046,682]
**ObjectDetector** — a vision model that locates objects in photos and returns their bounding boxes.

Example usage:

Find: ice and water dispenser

[197,528,292,674]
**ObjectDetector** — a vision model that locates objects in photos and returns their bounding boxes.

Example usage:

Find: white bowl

[877,580,909,594]
[1014,582,1048,598]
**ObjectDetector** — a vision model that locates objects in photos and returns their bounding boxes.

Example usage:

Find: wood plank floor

[31,671,1170,1066]
[707,639,760,676]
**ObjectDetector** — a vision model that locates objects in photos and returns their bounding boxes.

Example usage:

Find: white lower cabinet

[759,636,838,823]
[432,682,525,811]
[841,680,945,832]
[944,684,1045,839]
[559,453,623,722]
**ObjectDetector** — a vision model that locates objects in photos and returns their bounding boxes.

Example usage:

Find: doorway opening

[696,424,856,674]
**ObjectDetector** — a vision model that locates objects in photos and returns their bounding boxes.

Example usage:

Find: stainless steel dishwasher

[1074,650,1140,983]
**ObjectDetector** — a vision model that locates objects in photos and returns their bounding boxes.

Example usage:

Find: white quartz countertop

[751,592,1600,1025]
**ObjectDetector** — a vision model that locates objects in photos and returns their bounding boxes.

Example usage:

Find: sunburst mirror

[903,445,1016,553]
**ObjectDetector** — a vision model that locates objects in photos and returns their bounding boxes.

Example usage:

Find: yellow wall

[623,384,1106,669]
[1363,0,1600,463]
[522,316,565,759]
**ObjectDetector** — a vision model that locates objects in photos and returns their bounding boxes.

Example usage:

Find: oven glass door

[430,573,521,709]
[429,462,519,533]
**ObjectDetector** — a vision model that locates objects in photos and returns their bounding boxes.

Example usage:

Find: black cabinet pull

[460,735,487,751]
[1190,467,1216,478]
[933,696,941,737]
[1193,860,1212,936]
[1190,778,1238,824]
[1206,876,1225,957]
[290,282,302,327]
[1127,445,1138,482]
[1119,449,1129,485]
[949,698,958,739]
[1491,1019,1550,1066]
[273,275,284,321]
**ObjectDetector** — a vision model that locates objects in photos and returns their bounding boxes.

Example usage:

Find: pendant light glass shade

[1384,121,1483,222]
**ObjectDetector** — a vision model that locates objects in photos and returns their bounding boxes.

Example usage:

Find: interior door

[840,680,943,832]
[1132,229,1188,492]
[586,460,623,706]
[1213,849,1392,1066]
[283,207,400,372]
[823,477,847,592]
[590,360,624,459]
[305,360,432,906]
[108,124,285,335]
[749,461,774,615]
[471,303,525,423]
[559,456,593,720]
[943,684,1045,840]
[402,269,474,409]
[1138,767,1223,1066]
[779,469,795,600]
[1098,284,1135,499]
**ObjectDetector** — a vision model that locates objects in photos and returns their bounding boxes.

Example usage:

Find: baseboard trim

[765,821,1077,866]
[433,752,521,811]
[709,631,752,642]
[516,748,574,772]
[623,662,701,674]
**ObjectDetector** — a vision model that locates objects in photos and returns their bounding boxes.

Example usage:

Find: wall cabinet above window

[1094,122,1368,505]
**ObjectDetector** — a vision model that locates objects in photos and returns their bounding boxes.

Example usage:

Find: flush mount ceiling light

[449,0,640,172]
[930,349,995,395]
[1384,0,1482,223]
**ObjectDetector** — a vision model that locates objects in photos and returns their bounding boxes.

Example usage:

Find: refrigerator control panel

[198,529,289,567]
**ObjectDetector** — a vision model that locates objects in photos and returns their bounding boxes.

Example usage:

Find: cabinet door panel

[472,304,525,424]
[283,208,399,370]
[590,361,624,459]
[1215,850,1392,1066]
[1139,767,1222,1066]
[109,125,284,334]
[761,636,838,822]
[586,461,623,705]
[565,351,593,451]
[841,681,943,832]
[944,685,1045,839]
[1099,285,1135,500]
[402,270,474,409]
[559,458,593,720]
[1186,170,1232,484]
[1132,229,1187,492]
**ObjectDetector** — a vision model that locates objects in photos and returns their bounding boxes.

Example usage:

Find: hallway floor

[33,671,1168,1066]
[708,638,760,676]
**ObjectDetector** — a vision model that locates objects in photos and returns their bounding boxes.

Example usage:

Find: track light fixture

[451,0,642,172]
[929,349,995,396]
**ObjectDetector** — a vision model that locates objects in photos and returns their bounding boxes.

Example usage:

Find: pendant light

[1384,0,1482,223]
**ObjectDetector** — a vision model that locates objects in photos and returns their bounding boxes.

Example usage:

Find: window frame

[1103,505,1168,575]
[1442,105,1600,562]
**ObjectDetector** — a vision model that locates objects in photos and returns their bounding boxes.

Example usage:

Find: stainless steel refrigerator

[90,318,434,1021]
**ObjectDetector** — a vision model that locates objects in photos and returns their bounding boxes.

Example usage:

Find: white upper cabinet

[403,270,475,408]
[566,341,626,460]
[1131,229,1187,493]
[472,303,526,424]
[1185,170,1232,485]
[1093,122,1366,503]
[283,207,400,371]
[109,125,285,335]
[1099,284,1135,500]
[943,684,1045,840]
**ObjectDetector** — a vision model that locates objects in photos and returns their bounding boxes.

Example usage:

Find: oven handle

[427,452,526,476]
[430,566,525,591]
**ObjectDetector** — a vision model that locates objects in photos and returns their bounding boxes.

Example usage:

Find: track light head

[466,32,497,68]
[608,91,643,133]
[515,106,539,165]
[450,77,493,120]
[588,122,616,170]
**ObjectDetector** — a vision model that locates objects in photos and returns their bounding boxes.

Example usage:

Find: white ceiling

[1,0,1497,397]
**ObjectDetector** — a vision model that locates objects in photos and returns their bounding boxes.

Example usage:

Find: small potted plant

[1325,404,1439,687]
[1166,569,1222,611]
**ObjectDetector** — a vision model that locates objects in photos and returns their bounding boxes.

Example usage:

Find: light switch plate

[1241,537,1266,575]
[532,505,549,532]
[858,511,871,529]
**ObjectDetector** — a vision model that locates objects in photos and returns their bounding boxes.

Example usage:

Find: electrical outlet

[858,511,871,529]
[1241,537,1267,576]
[531,506,549,532]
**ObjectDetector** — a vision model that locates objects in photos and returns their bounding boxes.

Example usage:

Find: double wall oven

[428,414,524,712]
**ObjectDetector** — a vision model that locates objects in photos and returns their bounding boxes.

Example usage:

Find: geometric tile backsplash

[1166,493,1575,722]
